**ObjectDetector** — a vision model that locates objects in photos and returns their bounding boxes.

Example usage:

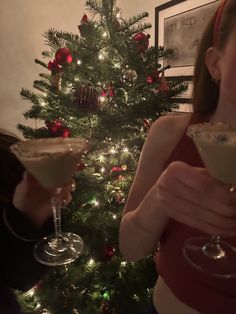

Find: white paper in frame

[156,0,220,78]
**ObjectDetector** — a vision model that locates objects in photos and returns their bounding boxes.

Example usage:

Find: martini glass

[183,122,236,278]
[11,137,89,266]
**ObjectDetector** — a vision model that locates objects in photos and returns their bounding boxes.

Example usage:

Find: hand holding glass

[183,122,236,278]
[11,137,89,266]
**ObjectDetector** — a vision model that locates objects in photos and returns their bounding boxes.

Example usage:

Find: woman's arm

[119,114,191,261]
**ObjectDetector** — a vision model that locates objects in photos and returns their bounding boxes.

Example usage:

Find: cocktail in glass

[183,122,236,277]
[11,137,89,266]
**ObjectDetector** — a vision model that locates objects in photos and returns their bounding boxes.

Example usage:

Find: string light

[100,167,106,173]
[98,154,105,163]
[25,287,35,297]
[121,261,127,267]
[98,52,105,60]
[35,303,41,310]
[99,96,106,103]
[109,147,116,154]
[87,258,96,267]
[94,200,100,207]
[114,62,121,68]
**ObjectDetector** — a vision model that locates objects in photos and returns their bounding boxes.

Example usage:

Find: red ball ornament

[81,14,89,24]
[100,302,112,314]
[146,69,160,85]
[103,244,116,262]
[146,75,154,84]
[46,120,71,138]
[133,32,150,52]
[55,48,73,66]
[110,166,123,174]
[77,162,86,171]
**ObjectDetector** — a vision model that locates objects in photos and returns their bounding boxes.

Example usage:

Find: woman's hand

[156,161,236,237]
[13,172,74,227]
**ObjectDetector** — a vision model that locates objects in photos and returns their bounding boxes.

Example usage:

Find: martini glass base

[34,232,84,266]
[183,237,236,278]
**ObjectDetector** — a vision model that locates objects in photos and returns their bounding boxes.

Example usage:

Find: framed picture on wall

[155,0,220,78]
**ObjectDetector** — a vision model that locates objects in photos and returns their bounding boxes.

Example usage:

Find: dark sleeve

[0,204,53,292]
[0,137,53,292]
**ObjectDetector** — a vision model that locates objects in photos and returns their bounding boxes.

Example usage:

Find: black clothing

[0,132,52,314]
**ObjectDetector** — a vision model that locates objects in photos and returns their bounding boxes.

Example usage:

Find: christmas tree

[17,0,187,313]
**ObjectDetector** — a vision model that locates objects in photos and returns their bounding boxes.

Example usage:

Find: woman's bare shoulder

[151,113,192,134]
[137,113,192,172]
[146,113,192,148]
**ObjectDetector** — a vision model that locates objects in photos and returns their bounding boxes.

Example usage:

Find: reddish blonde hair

[192,0,236,115]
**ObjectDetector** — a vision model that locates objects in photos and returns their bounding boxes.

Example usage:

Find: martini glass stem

[52,188,62,237]
[50,188,67,252]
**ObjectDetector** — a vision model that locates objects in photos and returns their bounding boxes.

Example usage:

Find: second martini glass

[183,122,236,278]
[11,137,89,266]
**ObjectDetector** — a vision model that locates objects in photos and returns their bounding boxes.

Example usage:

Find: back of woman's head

[0,130,24,205]
[192,0,236,115]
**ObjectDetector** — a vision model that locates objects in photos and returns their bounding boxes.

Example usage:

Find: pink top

[156,114,236,314]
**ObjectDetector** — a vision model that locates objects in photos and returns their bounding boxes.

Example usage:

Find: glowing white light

[25,288,35,297]
[121,261,127,267]
[88,258,95,266]
[98,53,105,61]
[123,147,129,153]
[102,32,108,38]
[100,167,106,173]
[110,148,116,154]
[114,63,120,68]
[94,200,100,207]
[112,214,117,219]
[35,303,41,310]
[98,154,105,163]
[77,59,82,65]
[99,96,106,103]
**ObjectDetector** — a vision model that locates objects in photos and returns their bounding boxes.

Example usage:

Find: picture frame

[155,0,220,78]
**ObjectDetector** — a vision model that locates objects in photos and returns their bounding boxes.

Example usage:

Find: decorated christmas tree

[16,0,187,313]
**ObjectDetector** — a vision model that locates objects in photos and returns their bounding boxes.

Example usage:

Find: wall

[0,0,169,135]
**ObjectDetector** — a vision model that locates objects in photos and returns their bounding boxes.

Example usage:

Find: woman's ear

[205,47,221,83]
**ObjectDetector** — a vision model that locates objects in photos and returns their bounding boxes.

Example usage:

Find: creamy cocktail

[184,122,236,278]
[11,137,89,188]
[11,137,89,266]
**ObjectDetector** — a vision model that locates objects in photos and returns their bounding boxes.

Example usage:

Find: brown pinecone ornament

[50,73,61,90]
[73,85,99,110]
